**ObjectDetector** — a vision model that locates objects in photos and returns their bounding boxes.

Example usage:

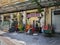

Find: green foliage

[31,0,43,13]
[37,6,44,13]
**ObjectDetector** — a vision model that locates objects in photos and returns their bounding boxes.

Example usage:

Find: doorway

[52,9,60,33]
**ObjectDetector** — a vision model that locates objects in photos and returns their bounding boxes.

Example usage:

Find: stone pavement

[0,31,26,45]
[0,31,60,45]
[0,36,15,45]
[2,32,60,45]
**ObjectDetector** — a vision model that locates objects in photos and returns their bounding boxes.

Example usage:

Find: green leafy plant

[31,0,44,13]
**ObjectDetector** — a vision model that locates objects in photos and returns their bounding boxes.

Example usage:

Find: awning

[0,1,60,14]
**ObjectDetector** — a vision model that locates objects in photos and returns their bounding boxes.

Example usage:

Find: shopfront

[0,12,24,31]
[26,9,40,25]
[45,7,60,33]
[52,9,60,33]
[2,14,10,30]
[26,12,40,27]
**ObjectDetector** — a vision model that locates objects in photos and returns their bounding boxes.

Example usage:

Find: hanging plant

[31,0,44,13]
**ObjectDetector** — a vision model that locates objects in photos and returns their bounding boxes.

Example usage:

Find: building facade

[0,0,60,33]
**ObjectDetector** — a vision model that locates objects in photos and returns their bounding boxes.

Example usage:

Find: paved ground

[1,32,60,45]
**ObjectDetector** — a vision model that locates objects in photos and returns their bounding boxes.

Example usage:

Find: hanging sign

[27,13,40,18]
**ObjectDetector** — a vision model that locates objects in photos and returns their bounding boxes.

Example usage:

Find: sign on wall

[27,13,40,18]
[54,10,60,15]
